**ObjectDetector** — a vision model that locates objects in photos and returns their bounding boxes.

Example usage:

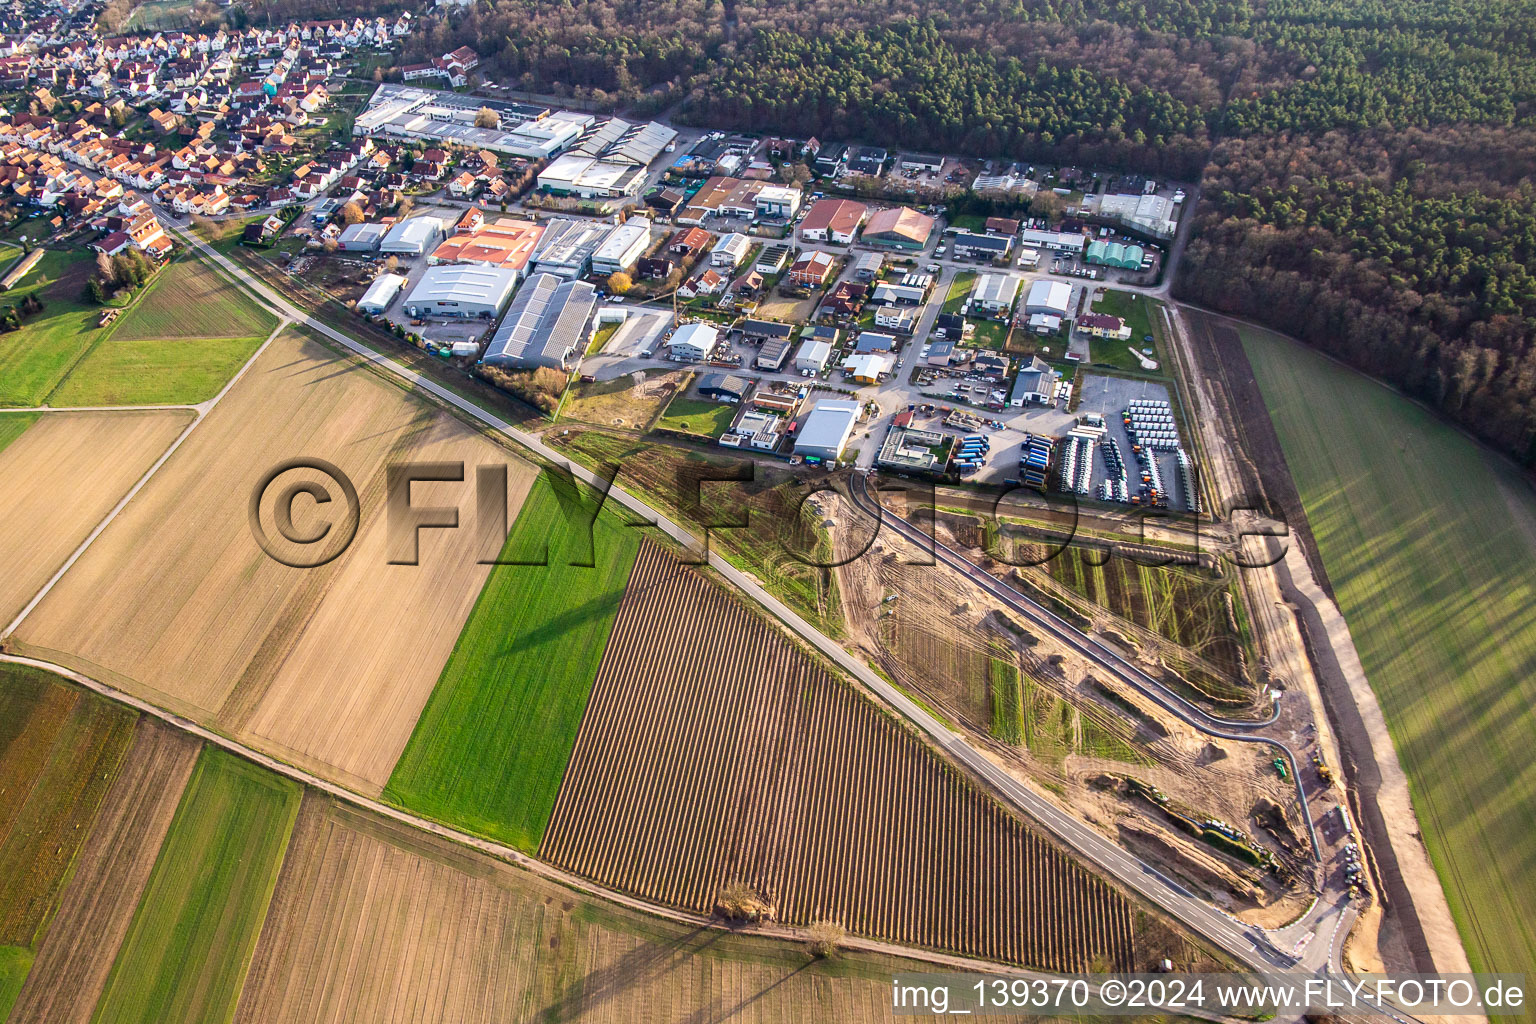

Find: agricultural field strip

[544,544,1140,970]
[0,652,1096,984]
[1,316,288,638]
[176,225,1294,973]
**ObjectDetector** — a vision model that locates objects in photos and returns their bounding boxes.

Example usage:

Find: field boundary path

[3,316,290,637]
[162,222,1352,981]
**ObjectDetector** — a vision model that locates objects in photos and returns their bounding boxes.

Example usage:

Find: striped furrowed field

[0,666,136,1019]
[1241,325,1536,985]
[237,795,959,1024]
[92,746,301,1024]
[108,255,276,342]
[542,542,1149,971]
[9,720,202,1024]
[384,471,640,852]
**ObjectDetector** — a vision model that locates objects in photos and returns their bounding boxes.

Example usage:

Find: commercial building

[1010,355,1058,406]
[352,85,588,159]
[380,215,446,255]
[854,331,897,353]
[403,264,520,318]
[1020,228,1086,254]
[356,272,406,314]
[1097,193,1177,236]
[755,185,802,219]
[853,251,885,280]
[799,198,866,243]
[743,318,795,342]
[1025,279,1072,317]
[698,372,752,402]
[794,399,861,461]
[430,209,545,271]
[841,352,893,384]
[531,218,610,279]
[754,243,792,274]
[711,232,751,268]
[480,272,597,370]
[336,221,388,252]
[591,218,652,275]
[952,230,1013,261]
[795,338,833,372]
[756,338,792,371]
[668,322,720,361]
[972,273,1020,314]
[679,176,768,224]
[871,281,926,305]
[861,206,935,249]
[877,424,949,471]
[536,152,646,199]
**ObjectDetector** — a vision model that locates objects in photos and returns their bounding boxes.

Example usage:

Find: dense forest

[384,0,1536,462]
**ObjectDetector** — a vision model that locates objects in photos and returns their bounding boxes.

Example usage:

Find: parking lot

[582,308,674,379]
[1072,374,1191,509]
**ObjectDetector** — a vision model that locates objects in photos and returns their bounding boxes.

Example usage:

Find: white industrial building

[403,265,519,318]
[591,219,652,275]
[380,216,446,255]
[357,273,407,314]
[531,219,610,279]
[755,185,802,219]
[1020,228,1086,254]
[668,322,720,361]
[795,339,833,372]
[1025,279,1072,317]
[536,117,678,198]
[480,272,597,371]
[1097,193,1178,236]
[794,400,861,461]
[972,273,1020,314]
[353,86,594,159]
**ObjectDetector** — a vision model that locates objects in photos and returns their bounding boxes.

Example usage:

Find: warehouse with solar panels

[480,272,597,371]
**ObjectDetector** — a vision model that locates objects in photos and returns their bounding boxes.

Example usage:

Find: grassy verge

[1241,324,1536,986]
[92,747,300,1024]
[384,472,641,853]
[942,272,976,314]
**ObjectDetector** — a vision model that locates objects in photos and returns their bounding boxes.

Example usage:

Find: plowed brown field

[541,542,1142,971]
[8,720,201,1024]
[13,331,537,792]
[237,795,950,1024]
[0,410,191,625]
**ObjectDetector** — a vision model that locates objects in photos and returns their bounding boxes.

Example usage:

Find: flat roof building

[481,272,596,370]
[795,399,861,461]
[972,273,1020,313]
[796,338,833,372]
[337,221,389,251]
[531,219,610,279]
[404,264,520,318]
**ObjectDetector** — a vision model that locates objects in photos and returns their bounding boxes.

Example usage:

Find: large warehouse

[357,272,406,314]
[861,207,935,250]
[380,216,447,255]
[1025,279,1072,317]
[403,265,520,318]
[591,219,652,275]
[481,272,597,370]
[794,400,861,462]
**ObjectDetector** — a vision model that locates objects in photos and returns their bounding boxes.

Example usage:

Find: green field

[0,412,38,452]
[1242,325,1536,985]
[655,397,737,438]
[47,334,269,406]
[109,256,276,342]
[92,747,300,1024]
[988,655,1025,744]
[0,665,136,1018]
[384,472,641,852]
[0,251,106,406]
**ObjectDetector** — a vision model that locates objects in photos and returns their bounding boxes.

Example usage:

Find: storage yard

[541,541,1154,971]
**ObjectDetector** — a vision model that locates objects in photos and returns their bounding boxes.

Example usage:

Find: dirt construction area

[541,541,1167,973]
[12,330,539,793]
[0,410,192,627]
